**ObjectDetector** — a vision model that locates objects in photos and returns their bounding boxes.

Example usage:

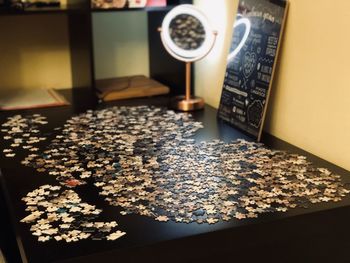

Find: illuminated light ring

[161,4,216,62]
[227,17,251,62]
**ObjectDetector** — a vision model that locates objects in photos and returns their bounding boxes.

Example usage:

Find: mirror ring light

[227,17,251,62]
[161,4,216,62]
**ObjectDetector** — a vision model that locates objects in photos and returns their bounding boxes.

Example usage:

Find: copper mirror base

[171,95,205,111]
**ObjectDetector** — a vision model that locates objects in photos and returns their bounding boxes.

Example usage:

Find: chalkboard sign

[218,0,288,141]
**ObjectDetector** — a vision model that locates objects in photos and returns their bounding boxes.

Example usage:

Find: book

[96,75,170,101]
[146,0,166,7]
[0,88,69,111]
[128,0,147,8]
[91,0,126,9]
[91,0,166,9]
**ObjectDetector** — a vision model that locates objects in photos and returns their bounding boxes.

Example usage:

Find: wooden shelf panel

[91,6,171,13]
[91,0,189,12]
[0,3,183,16]
[0,5,86,15]
[0,0,192,16]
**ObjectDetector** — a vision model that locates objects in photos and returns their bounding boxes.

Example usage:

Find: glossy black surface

[1,89,350,263]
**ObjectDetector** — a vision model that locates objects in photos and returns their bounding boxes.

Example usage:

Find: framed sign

[218,0,288,141]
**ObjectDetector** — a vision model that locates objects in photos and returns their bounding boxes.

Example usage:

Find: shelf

[0,0,189,99]
[91,6,172,13]
[91,0,188,12]
[0,4,174,16]
[0,5,87,15]
[95,76,170,102]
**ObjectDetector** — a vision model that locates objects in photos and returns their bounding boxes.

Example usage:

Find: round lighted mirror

[161,4,216,62]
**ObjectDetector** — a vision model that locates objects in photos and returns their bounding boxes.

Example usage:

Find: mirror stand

[171,62,204,111]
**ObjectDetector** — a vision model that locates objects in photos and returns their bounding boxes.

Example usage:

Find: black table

[1,88,350,263]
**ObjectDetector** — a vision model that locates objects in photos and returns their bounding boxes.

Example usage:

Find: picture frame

[217,0,289,141]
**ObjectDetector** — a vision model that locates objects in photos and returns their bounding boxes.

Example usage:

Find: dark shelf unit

[91,6,171,12]
[0,5,71,15]
[0,0,192,96]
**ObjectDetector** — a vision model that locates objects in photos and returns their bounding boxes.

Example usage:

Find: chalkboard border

[270,0,287,8]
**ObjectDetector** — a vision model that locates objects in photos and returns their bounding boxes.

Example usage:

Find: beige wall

[194,0,237,108]
[0,14,71,90]
[265,0,350,171]
[195,0,350,171]
[92,11,149,79]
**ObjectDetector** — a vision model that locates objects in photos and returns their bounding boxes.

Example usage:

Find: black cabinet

[0,0,192,96]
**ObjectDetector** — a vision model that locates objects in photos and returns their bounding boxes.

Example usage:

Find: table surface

[1,88,350,263]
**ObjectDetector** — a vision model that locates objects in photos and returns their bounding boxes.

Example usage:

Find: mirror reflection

[169,14,206,51]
